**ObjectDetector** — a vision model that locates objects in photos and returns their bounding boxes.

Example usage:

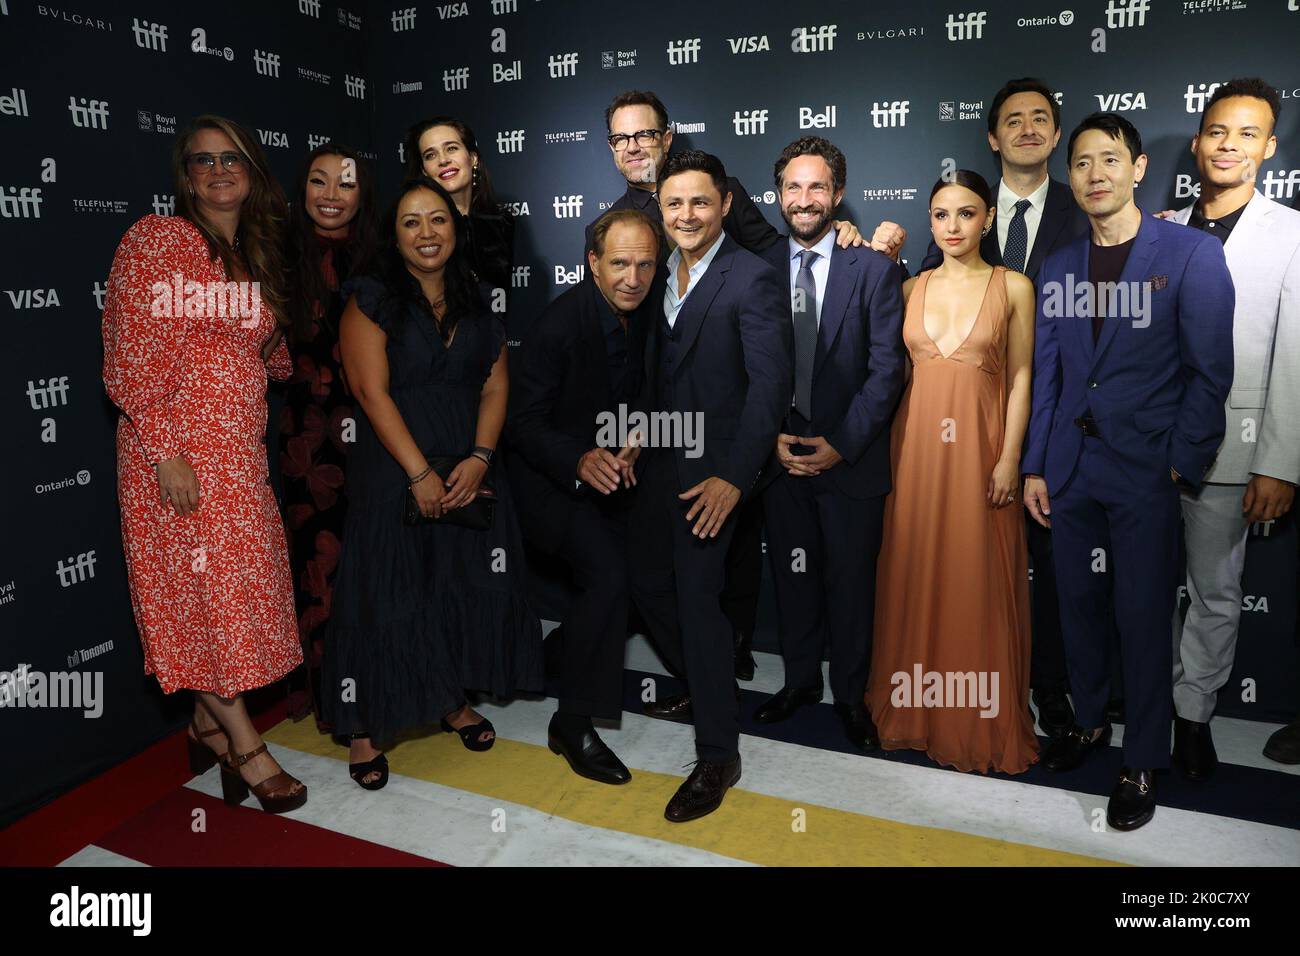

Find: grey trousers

[1173,482,1249,722]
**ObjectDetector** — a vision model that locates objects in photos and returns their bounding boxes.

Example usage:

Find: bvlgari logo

[38,5,114,31]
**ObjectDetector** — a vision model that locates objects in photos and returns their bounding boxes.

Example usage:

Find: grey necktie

[793,249,819,420]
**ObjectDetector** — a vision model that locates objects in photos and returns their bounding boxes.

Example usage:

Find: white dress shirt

[663,231,726,328]
[995,176,1050,261]
[787,227,836,328]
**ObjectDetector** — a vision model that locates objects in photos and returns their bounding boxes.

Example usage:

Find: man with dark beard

[753,137,906,748]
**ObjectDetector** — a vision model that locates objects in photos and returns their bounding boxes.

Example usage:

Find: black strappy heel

[440,714,496,752]
[348,733,389,790]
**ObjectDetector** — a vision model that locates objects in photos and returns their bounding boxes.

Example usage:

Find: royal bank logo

[791,25,837,52]
[0,87,28,117]
[667,38,701,64]
[68,97,109,130]
[337,7,362,29]
[727,35,770,53]
[732,108,769,136]
[553,195,584,218]
[0,186,44,218]
[138,111,177,134]
[443,67,469,91]
[253,49,281,78]
[601,49,637,68]
[945,10,987,39]
[496,129,525,153]
[547,52,578,78]
[1184,81,1224,113]
[1104,0,1149,27]
[1095,91,1147,111]
[392,6,416,29]
[939,100,983,121]
[131,18,168,52]
[871,100,910,127]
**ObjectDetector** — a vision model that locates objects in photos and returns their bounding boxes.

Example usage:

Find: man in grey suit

[1168,78,1300,777]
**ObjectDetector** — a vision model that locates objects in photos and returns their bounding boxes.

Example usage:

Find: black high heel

[348,733,389,791]
[441,713,496,752]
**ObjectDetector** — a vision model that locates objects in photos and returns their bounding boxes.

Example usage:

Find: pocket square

[1150,274,1168,291]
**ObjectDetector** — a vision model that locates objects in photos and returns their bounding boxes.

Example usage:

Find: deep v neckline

[920,267,998,361]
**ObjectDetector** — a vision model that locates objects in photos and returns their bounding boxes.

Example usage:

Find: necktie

[1003,198,1031,273]
[793,249,819,420]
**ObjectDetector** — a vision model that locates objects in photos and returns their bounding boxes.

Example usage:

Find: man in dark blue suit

[627,150,792,822]
[874,78,1091,737]
[749,137,905,749]
[1022,113,1234,831]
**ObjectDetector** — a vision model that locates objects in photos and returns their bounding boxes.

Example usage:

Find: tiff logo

[443,67,469,91]
[871,100,911,127]
[791,25,837,52]
[945,11,987,40]
[299,0,321,16]
[306,133,330,149]
[56,551,97,588]
[667,38,701,64]
[496,129,525,153]
[1184,82,1224,113]
[27,377,69,409]
[0,186,43,218]
[511,265,530,288]
[492,0,518,13]
[254,49,281,77]
[152,194,175,215]
[732,108,769,135]
[553,194,584,218]
[392,7,416,30]
[548,52,578,77]
[1262,169,1300,199]
[68,97,109,129]
[1104,0,1149,28]
[131,18,167,52]
[344,74,366,98]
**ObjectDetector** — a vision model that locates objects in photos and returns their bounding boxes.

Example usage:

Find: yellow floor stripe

[266,719,1119,866]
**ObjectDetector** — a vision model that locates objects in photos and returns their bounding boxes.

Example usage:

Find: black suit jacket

[639,234,792,499]
[917,178,1088,279]
[759,240,907,499]
[505,277,649,551]
[584,176,781,260]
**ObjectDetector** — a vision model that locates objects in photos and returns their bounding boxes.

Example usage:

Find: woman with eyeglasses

[102,114,307,813]
[277,144,377,740]
[404,116,514,290]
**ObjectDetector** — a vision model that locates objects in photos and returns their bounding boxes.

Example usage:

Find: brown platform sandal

[220,743,308,814]
[186,717,227,774]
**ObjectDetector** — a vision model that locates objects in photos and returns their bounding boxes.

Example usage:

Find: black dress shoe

[754,685,823,724]
[833,702,879,751]
[664,755,742,823]
[547,716,631,785]
[1042,723,1113,772]
[644,693,693,723]
[1263,716,1300,764]
[1172,715,1218,780]
[1031,688,1075,738]
[733,630,756,682]
[1107,767,1157,831]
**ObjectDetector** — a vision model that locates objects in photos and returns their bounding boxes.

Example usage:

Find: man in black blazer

[752,137,906,749]
[628,150,792,822]
[506,209,661,785]
[872,77,1090,737]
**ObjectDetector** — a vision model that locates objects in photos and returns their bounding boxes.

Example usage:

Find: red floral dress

[102,214,301,696]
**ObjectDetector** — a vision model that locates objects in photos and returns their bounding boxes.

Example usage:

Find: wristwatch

[472,446,495,466]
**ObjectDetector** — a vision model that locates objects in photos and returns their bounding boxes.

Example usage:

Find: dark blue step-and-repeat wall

[2,0,1297,825]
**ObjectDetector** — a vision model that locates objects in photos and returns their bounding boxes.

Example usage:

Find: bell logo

[1184,82,1223,113]
[727,35,770,53]
[1174,174,1201,199]
[732,109,769,136]
[791,25,837,52]
[945,11,987,40]
[1095,91,1146,111]
[667,38,701,64]
[392,7,416,29]
[1262,169,1300,199]
[547,52,578,78]
[553,195,584,218]
[56,551,98,588]
[344,74,366,98]
[555,265,586,285]
[443,67,469,91]
[492,60,522,82]
[1104,0,1149,28]
[0,186,44,218]
[871,100,910,128]
[26,376,70,407]
[67,97,109,130]
[496,130,525,153]
[131,18,167,52]
[799,105,837,129]
[151,194,176,215]
[253,49,281,78]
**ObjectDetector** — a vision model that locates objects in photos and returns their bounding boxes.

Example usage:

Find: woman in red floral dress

[102,115,306,813]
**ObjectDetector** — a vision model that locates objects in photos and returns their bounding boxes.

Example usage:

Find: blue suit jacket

[759,239,906,498]
[1022,212,1235,494]
[641,234,793,499]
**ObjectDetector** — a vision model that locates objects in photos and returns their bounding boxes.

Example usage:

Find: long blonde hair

[172,114,290,328]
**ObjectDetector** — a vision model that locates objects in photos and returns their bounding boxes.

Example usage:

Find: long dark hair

[362,176,482,345]
[929,169,995,209]
[172,114,290,327]
[403,116,499,214]
[287,143,377,342]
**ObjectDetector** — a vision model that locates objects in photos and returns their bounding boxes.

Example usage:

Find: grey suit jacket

[1173,190,1300,484]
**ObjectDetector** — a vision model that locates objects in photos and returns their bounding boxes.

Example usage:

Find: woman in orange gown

[865,171,1039,774]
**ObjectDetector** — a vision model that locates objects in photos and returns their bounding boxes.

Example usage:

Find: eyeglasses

[607,129,664,151]
[186,151,247,172]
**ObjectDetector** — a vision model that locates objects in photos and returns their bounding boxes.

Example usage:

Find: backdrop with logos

[2,0,1298,826]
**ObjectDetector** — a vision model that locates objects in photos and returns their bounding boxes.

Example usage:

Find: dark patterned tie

[1003,198,1031,273]
[793,249,819,420]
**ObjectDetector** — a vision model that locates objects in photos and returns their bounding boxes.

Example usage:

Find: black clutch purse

[402,454,496,530]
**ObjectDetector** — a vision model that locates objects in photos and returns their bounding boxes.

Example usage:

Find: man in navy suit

[1022,113,1234,831]
[750,137,905,749]
[874,78,1091,738]
[627,150,792,822]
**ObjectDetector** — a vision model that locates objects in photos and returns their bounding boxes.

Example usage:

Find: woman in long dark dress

[323,176,542,788]
[279,144,377,725]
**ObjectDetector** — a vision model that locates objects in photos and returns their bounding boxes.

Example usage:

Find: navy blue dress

[323,275,542,743]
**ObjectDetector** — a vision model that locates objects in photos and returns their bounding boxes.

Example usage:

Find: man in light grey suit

[1168,78,1300,777]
